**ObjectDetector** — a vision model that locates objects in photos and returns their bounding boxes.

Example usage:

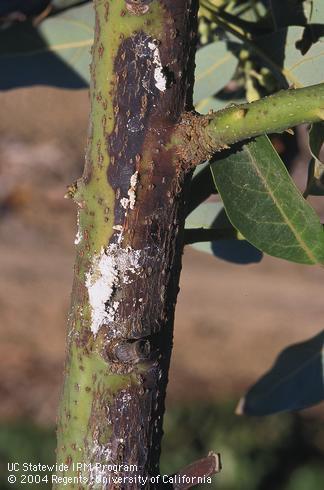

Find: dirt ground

[0,87,323,425]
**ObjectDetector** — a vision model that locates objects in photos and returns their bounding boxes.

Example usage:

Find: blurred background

[0,85,323,489]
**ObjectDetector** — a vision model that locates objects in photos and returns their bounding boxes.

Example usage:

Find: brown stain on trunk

[99,2,198,483]
[57,1,199,488]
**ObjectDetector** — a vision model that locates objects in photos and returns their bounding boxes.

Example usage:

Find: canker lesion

[175,112,229,169]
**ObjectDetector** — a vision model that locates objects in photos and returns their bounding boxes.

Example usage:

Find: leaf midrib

[246,143,317,263]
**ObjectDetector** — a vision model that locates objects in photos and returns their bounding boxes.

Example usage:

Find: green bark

[177,83,324,166]
[55,1,199,489]
[55,2,324,489]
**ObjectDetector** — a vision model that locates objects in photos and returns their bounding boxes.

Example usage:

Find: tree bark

[55,2,324,488]
[55,1,200,488]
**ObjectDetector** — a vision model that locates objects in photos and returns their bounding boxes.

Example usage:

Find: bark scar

[176,111,229,170]
[125,0,152,16]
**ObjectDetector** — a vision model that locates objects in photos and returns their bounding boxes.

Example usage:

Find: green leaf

[193,41,238,105]
[256,26,324,87]
[210,135,324,264]
[0,2,93,89]
[304,122,324,196]
[237,331,324,416]
[185,202,263,264]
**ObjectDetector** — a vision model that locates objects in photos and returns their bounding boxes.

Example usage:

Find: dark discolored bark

[56,1,201,489]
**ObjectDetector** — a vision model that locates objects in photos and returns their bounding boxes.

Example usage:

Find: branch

[200,0,268,36]
[177,83,324,167]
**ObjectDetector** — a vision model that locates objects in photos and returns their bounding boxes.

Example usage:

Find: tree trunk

[55,1,199,488]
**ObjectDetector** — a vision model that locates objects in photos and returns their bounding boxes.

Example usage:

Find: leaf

[210,135,324,264]
[304,122,324,196]
[256,26,324,87]
[0,2,93,89]
[193,40,238,105]
[237,330,324,416]
[185,202,263,264]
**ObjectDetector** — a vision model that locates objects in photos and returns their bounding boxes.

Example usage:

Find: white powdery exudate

[148,41,167,92]
[74,210,82,245]
[85,244,142,336]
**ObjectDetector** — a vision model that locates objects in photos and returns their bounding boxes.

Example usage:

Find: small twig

[200,0,269,36]
[33,4,53,26]
[268,0,279,31]
[199,11,288,88]
[171,452,222,490]
[177,83,324,167]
